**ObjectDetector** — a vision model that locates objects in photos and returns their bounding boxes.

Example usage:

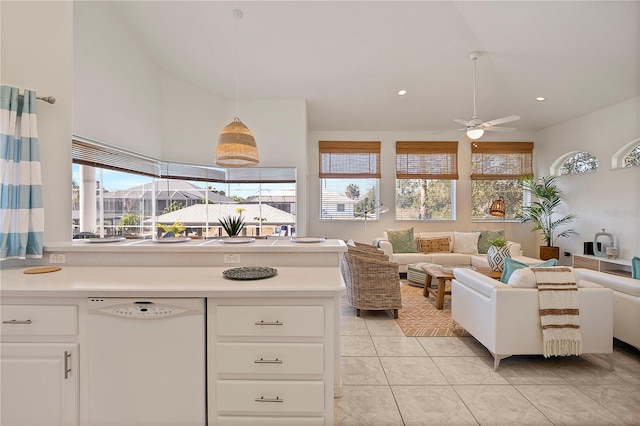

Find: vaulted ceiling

[112,1,640,133]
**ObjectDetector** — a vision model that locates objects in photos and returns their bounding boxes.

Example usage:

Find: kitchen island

[1,244,345,425]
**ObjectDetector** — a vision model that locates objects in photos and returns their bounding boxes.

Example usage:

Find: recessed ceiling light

[398,89,407,96]
[535,96,546,102]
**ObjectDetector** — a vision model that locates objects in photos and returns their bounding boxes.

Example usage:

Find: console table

[573,254,632,278]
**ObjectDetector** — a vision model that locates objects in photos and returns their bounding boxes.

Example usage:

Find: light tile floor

[335,297,640,425]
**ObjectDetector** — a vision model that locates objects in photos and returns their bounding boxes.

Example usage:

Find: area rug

[396,281,469,337]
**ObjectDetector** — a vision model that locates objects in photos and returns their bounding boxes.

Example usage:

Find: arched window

[551,151,598,176]
[611,138,640,169]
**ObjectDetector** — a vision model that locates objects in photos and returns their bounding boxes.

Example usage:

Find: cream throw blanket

[532,267,582,357]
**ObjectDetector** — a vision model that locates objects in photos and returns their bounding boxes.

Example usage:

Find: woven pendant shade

[216,117,259,168]
[489,197,506,217]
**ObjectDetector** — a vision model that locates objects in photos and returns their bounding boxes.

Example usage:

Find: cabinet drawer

[217,342,324,375]
[1,305,78,336]
[573,256,598,270]
[216,416,324,425]
[217,306,324,337]
[217,380,324,414]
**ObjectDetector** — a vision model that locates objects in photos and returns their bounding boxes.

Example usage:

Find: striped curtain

[0,85,44,260]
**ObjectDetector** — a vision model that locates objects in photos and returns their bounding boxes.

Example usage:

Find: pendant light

[215,9,259,168]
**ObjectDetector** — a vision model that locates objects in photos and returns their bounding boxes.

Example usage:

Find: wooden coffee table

[421,265,502,309]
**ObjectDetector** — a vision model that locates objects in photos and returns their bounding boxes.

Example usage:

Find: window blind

[72,137,296,184]
[471,142,534,179]
[319,141,381,178]
[72,138,161,178]
[396,141,459,179]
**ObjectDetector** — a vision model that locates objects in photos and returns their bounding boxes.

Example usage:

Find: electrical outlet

[49,253,66,264]
[224,254,240,264]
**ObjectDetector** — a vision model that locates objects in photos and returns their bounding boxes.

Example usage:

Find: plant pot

[487,245,512,272]
[539,246,560,261]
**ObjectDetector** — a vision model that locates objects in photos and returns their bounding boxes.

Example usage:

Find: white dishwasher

[88,298,206,426]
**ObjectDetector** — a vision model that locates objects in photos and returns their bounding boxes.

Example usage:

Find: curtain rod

[18,91,56,104]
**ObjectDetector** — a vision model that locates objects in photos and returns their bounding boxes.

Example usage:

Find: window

[395,141,458,221]
[72,137,296,239]
[552,151,598,175]
[624,144,640,167]
[471,142,533,220]
[319,141,380,221]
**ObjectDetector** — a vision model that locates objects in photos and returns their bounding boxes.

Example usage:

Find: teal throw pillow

[500,257,558,283]
[386,227,417,253]
[632,256,640,280]
[475,229,505,254]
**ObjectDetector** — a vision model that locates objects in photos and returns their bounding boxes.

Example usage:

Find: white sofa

[451,268,614,370]
[574,268,640,350]
[376,231,539,273]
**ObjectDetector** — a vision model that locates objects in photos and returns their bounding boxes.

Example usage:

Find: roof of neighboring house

[154,203,295,225]
[246,194,296,203]
[321,192,359,204]
[102,179,236,203]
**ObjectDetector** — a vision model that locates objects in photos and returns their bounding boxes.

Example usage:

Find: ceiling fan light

[216,117,259,168]
[466,128,484,140]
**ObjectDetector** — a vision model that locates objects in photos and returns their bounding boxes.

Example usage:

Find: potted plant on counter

[219,214,246,237]
[519,175,577,260]
[487,237,510,272]
[158,220,186,238]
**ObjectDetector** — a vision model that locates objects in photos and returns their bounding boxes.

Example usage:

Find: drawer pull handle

[255,396,283,403]
[64,351,72,379]
[254,320,283,326]
[2,319,32,325]
[254,358,283,364]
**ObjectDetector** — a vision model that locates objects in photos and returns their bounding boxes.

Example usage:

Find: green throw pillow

[632,256,640,280]
[500,257,558,283]
[386,227,417,253]
[475,229,505,254]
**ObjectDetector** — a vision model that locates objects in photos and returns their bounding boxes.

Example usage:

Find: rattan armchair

[341,247,402,318]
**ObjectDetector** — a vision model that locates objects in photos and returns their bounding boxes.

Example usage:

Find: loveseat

[451,267,614,370]
[574,268,640,350]
[376,230,540,273]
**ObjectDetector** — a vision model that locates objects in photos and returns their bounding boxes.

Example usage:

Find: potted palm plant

[519,175,577,260]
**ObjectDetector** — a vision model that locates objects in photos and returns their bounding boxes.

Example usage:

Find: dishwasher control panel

[88,298,203,319]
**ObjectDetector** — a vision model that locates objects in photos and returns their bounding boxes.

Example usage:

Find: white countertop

[45,238,347,253]
[0,266,346,298]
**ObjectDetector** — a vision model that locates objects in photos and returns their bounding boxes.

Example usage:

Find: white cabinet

[1,302,81,426]
[209,299,335,425]
[1,343,79,426]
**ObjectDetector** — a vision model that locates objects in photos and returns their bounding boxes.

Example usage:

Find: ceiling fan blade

[483,115,520,127]
[484,126,516,132]
[454,119,470,126]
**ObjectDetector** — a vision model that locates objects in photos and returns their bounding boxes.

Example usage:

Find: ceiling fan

[454,51,520,140]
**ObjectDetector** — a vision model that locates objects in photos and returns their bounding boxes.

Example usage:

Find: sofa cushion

[501,257,558,283]
[452,232,480,254]
[430,253,472,265]
[417,236,451,253]
[475,229,505,254]
[632,256,640,279]
[386,227,417,253]
[508,266,580,288]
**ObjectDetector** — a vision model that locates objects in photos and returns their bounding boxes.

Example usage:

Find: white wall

[74,2,313,240]
[535,97,640,262]
[307,129,540,257]
[74,1,162,157]
[1,1,73,244]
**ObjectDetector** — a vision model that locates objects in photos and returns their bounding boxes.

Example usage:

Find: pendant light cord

[233,9,243,118]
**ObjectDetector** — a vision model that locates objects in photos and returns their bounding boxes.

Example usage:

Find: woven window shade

[471,142,534,180]
[396,141,459,179]
[319,141,381,178]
